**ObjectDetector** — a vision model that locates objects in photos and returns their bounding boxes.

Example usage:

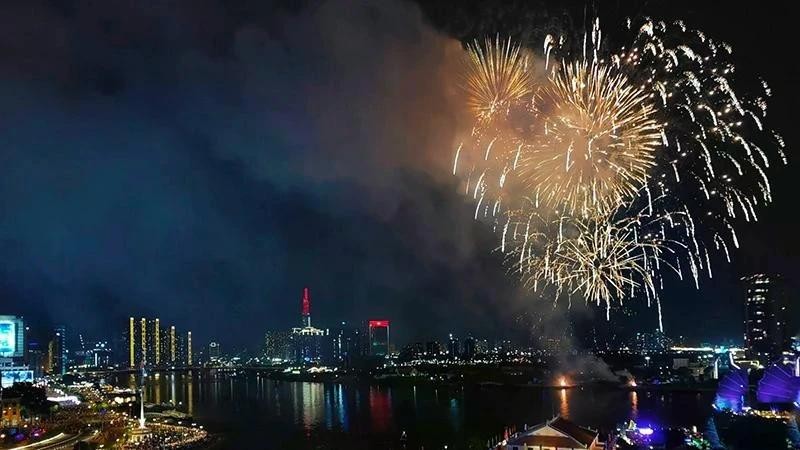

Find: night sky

[1,0,798,351]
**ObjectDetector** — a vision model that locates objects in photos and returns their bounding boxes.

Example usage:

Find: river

[112,371,715,449]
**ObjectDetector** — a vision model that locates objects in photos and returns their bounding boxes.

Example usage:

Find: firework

[453,18,785,324]
[463,37,534,121]
[501,203,697,330]
[519,59,662,216]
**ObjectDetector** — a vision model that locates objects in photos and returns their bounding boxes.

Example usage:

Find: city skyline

[1,1,799,449]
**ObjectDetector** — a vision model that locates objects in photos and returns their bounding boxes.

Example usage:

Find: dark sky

[0,0,798,351]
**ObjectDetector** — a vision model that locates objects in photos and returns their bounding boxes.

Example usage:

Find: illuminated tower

[129,317,135,368]
[368,320,390,357]
[140,318,147,365]
[170,326,176,364]
[154,318,161,365]
[301,287,311,327]
[187,331,192,366]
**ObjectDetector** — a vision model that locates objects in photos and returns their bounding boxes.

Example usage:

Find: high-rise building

[743,274,787,364]
[140,318,147,365]
[208,342,221,362]
[187,331,193,366]
[447,334,460,359]
[264,331,292,361]
[368,320,389,357]
[463,336,477,360]
[291,288,327,363]
[0,316,25,362]
[327,323,364,366]
[23,325,30,366]
[170,326,177,364]
[49,326,66,375]
[91,341,113,367]
[27,341,45,378]
[154,318,161,365]
[301,287,312,327]
[126,318,183,368]
[128,317,136,368]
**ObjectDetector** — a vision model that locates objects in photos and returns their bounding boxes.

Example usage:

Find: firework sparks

[452,18,785,326]
[519,59,662,216]
[501,206,692,330]
[463,37,534,122]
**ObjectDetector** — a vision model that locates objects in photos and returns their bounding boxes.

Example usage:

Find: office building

[368,320,389,357]
[264,331,292,361]
[743,274,787,364]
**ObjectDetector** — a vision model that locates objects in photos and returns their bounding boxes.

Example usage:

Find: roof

[549,416,597,446]
[506,416,597,449]
[506,435,588,448]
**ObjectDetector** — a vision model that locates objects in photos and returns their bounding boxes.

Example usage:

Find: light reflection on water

[122,373,714,449]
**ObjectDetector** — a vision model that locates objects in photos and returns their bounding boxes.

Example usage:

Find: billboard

[0,316,24,358]
[1,370,34,388]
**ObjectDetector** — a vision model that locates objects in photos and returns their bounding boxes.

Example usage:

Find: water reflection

[170,373,176,405]
[154,373,161,404]
[369,386,392,433]
[110,374,715,449]
[302,382,324,431]
[186,372,194,415]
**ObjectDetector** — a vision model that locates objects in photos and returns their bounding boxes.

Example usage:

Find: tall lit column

[154,318,161,365]
[187,331,192,366]
[140,318,147,366]
[170,326,176,363]
[129,317,135,368]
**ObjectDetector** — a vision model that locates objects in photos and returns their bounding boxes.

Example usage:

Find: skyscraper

[154,318,161,365]
[140,318,147,365]
[291,288,326,363]
[126,318,183,368]
[187,331,193,366]
[51,325,66,375]
[170,326,176,364]
[301,287,311,327]
[743,274,787,364]
[264,331,291,361]
[129,317,136,368]
[368,320,389,357]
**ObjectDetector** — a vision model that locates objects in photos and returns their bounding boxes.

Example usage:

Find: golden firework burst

[518,60,662,216]
[463,37,534,121]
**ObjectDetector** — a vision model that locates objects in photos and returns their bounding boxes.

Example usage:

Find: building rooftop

[502,416,599,449]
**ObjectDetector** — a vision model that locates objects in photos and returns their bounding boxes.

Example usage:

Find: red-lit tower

[301,287,311,327]
[368,320,390,356]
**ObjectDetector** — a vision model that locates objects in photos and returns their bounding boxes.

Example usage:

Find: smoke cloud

[0,0,542,349]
